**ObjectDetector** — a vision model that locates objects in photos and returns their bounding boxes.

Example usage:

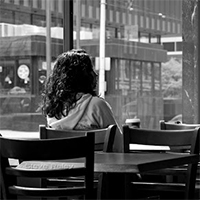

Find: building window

[24,0,29,7]
[33,0,38,8]
[119,60,130,94]
[162,20,165,31]
[122,12,126,24]
[140,16,144,28]
[128,13,132,25]
[177,23,181,34]
[38,0,42,9]
[176,42,182,51]
[96,7,100,20]
[151,35,159,44]
[157,19,160,30]
[163,42,175,51]
[151,18,155,29]
[167,21,171,32]
[140,32,149,43]
[89,5,93,18]
[154,63,161,92]
[41,0,46,10]
[81,4,85,17]
[115,27,118,38]
[129,43,133,54]
[109,10,113,22]
[50,0,55,11]
[106,27,115,39]
[116,11,120,23]
[146,17,149,29]
[14,0,20,5]
[143,62,151,80]
[172,22,176,33]
[92,24,99,39]
[134,14,138,25]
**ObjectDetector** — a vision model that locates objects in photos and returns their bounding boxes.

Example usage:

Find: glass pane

[0,0,63,134]
[73,0,184,129]
[1,0,198,135]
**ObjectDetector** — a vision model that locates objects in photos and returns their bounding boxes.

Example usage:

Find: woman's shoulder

[90,96,109,106]
[89,96,112,110]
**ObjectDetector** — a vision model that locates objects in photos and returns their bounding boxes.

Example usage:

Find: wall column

[182,0,199,123]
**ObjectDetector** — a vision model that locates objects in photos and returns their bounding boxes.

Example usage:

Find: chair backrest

[160,120,200,130]
[0,134,95,199]
[122,124,200,199]
[40,124,117,152]
[123,125,199,154]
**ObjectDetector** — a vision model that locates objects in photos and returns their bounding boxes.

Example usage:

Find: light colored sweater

[47,94,122,152]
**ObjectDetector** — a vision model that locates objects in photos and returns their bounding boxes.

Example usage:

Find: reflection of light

[158,13,166,18]
[126,0,134,11]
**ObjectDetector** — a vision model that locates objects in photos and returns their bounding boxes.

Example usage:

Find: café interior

[0,0,200,199]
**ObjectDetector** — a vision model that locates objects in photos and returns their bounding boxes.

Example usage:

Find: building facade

[0,0,182,130]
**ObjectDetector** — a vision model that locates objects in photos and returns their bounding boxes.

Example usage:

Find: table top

[93,152,199,173]
[18,152,199,174]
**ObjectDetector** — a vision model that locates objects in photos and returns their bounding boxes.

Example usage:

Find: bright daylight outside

[0,0,198,135]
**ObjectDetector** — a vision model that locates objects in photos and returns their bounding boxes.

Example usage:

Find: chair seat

[9,185,87,197]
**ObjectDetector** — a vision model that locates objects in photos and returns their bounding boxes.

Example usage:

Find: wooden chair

[122,125,200,199]
[0,133,95,199]
[40,124,117,153]
[160,120,200,199]
[39,124,117,199]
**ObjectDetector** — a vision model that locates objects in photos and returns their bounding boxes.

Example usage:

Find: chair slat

[9,186,87,197]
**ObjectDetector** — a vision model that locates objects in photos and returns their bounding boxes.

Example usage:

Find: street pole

[46,0,51,78]
[99,0,106,98]
[63,0,73,51]
[76,0,81,49]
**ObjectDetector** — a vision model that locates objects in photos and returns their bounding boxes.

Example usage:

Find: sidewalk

[0,129,39,138]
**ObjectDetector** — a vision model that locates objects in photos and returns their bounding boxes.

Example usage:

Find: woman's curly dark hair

[42,49,97,119]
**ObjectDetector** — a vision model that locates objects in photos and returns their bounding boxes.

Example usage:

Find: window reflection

[0,0,187,132]
[0,0,62,131]
[1,60,15,92]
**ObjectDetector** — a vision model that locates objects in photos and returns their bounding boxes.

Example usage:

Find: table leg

[98,173,125,199]
[97,173,137,200]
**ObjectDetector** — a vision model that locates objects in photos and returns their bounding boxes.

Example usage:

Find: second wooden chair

[160,120,200,199]
[123,125,200,199]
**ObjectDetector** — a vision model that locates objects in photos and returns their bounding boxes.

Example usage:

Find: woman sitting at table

[41,49,122,152]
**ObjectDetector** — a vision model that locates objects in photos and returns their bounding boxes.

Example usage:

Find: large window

[0,0,62,131]
[1,0,199,133]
